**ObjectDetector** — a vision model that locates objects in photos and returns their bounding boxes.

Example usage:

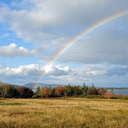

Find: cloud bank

[0,43,33,57]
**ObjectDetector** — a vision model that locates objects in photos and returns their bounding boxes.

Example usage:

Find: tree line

[0,83,109,98]
[0,84,33,98]
[1,83,128,99]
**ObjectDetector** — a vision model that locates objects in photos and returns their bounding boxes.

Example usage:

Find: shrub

[86,95,104,99]
[119,95,128,100]
[87,87,98,95]
[110,95,119,99]
[104,92,114,99]
[118,93,123,97]
[32,94,41,98]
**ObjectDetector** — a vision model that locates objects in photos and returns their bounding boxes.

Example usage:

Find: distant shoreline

[106,88,128,90]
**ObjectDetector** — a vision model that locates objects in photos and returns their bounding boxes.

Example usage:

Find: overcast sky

[0,0,128,87]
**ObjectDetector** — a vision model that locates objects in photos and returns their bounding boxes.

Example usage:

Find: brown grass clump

[0,98,128,128]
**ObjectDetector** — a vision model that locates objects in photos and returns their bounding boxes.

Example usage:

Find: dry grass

[0,98,128,128]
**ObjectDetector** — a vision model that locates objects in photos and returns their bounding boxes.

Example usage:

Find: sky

[0,0,128,87]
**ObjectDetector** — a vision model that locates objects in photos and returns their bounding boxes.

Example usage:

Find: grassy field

[0,98,128,128]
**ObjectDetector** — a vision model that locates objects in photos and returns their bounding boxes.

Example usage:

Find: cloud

[0,63,128,87]
[47,65,70,76]
[105,65,128,76]
[0,64,70,77]
[0,43,33,57]
[0,0,128,43]
[60,27,128,65]
[0,63,100,85]
[0,0,127,64]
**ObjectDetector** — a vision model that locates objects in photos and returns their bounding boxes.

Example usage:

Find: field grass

[0,98,128,128]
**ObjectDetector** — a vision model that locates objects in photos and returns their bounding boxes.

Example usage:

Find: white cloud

[0,0,127,43]
[60,27,128,65]
[0,63,128,87]
[0,0,127,64]
[0,43,33,57]
[0,64,70,77]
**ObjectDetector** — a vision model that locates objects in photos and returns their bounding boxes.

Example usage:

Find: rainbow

[32,10,128,90]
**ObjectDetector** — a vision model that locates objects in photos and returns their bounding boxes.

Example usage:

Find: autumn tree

[16,86,33,98]
[104,92,114,99]
[87,84,98,95]
[55,86,65,97]
[41,87,51,97]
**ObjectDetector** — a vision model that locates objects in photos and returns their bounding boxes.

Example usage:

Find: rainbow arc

[33,10,128,90]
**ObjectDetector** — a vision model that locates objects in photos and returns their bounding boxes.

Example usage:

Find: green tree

[33,87,41,98]
[64,85,74,96]
[0,85,19,98]
[72,86,83,96]
[82,83,88,96]
[51,88,56,97]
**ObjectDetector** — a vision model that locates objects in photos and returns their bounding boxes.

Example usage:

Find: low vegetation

[0,98,128,128]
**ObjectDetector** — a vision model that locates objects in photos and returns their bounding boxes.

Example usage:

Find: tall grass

[0,98,128,128]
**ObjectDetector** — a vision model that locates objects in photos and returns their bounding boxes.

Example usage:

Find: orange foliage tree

[87,87,97,95]
[55,86,65,97]
[41,87,51,97]
[104,92,114,99]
